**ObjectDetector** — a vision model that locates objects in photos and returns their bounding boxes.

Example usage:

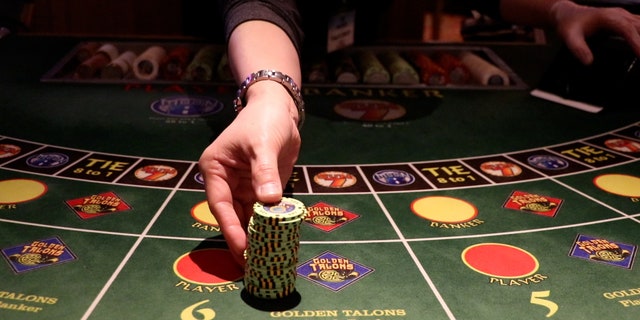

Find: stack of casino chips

[244,197,307,299]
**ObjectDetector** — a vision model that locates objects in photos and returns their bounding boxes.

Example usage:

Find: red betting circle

[461,243,539,278]
[173,248,243,285]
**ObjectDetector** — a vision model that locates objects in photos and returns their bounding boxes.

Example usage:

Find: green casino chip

[245,269,298,283]
[246,258,298,269]
[249,244,299,255]
[245,197,307,299]
[245,245,298,257]
[249,220,298,231]
[248,225,300,237]
[245,277,297,290]
[185,45,218,81]
[253,198,307,221]
[245,282,296,297]
[356,50,390,84]
[246,266,295,277]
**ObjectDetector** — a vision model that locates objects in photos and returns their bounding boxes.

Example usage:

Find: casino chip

[244,197,308,300]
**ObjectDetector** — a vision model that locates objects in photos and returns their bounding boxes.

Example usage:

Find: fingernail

[259,183,279,197]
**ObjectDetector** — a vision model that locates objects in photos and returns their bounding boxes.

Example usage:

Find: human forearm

[501,0,640,65]
[227,20,302,127]
[499,0,571,27]
[227,20,301,86]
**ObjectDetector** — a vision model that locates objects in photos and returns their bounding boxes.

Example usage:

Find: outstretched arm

[500,0,640,64]
[199,1,303,266]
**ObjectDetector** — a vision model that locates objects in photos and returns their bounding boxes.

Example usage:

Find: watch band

[233,69,305,130]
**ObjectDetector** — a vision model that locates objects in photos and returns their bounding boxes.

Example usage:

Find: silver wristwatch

[233,69,305,130]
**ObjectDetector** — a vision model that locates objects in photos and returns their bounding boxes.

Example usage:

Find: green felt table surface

[0,35,639,320]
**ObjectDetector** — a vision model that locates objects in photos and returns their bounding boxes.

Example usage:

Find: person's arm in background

[199,0,303,266]
[500,0,640,65]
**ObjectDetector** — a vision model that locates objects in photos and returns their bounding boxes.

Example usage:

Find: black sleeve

[454,0,503,19]
[218,0,304,55]
[477,0,503,19]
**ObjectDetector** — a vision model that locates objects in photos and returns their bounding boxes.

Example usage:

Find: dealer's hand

[551,1,640,65]
[198,82,301,266]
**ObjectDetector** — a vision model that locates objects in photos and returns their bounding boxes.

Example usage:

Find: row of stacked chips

[65,42,510,86]
[305,49,510,86]
[244,197,308,300]
[70,42,234,82]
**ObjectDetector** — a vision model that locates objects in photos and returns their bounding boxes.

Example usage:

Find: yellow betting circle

[191,200,218,226]
[411,195,478,223]
[593,174,640,198]
[0,179,48,204]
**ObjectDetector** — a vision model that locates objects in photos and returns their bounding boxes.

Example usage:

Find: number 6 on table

[180,299,216,320]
